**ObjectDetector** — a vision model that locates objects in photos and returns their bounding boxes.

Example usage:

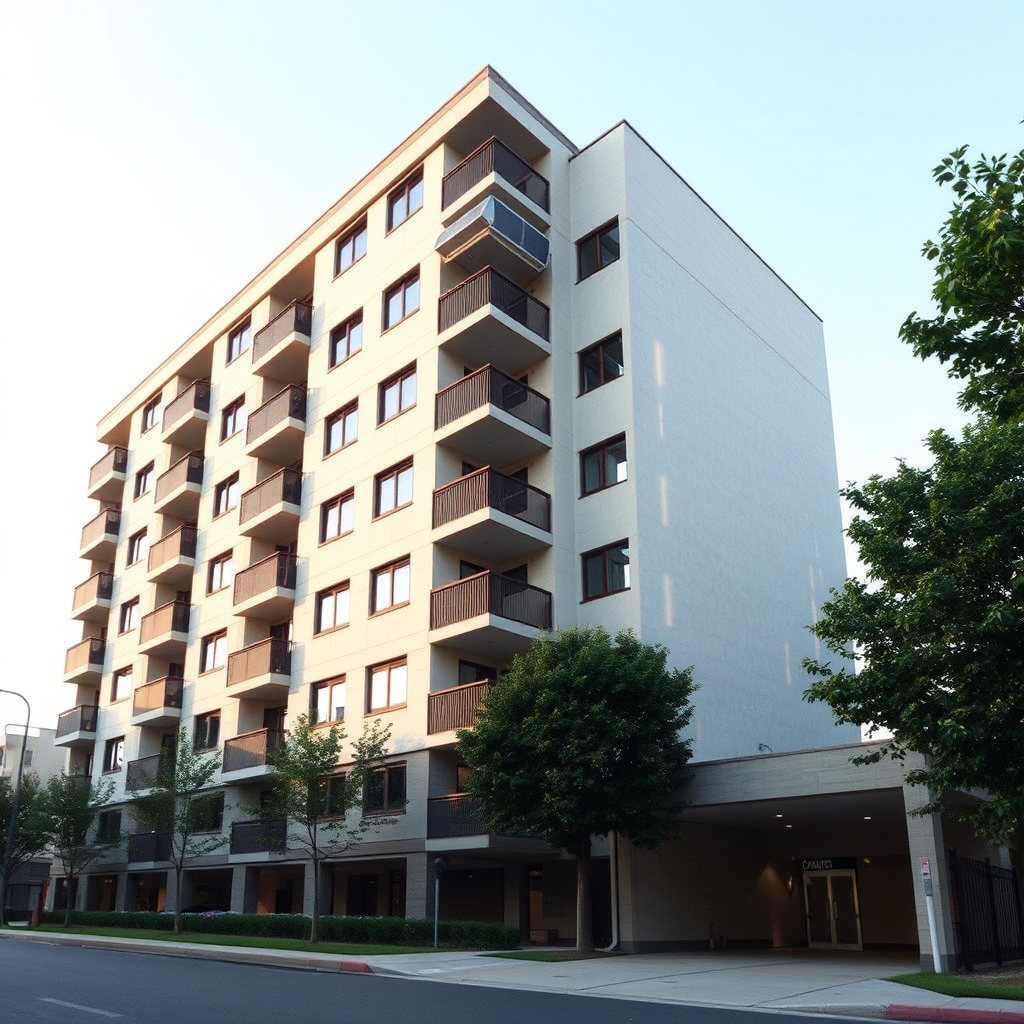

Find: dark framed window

[134,462,154,498]
[378,364,417,423]
[214,473,240,516]
[118,598,139,634]
[387,169,423,231]
[142,394,162,433]
[207,551,234,593]
[335,220,368,275]
[200,630,227,673]
[367,658,408,713]
[102,737,124,774]
[329,312,363,369]
[320,490,354,543]
[111,666,133,702]
[191,792,224,832]
[221,396,246,440]
[311,676,346,725]
[194,711,221,751]
[97,809,121,843]
[315,581,350,634]
[458,660,494,685]
[364,762,407,814]
[371,557,410,613]
[581,540,631,600]
[580,434,628,496]
[324,774,349,817]
[325,401,358,455]
[127,529,148,565]
[227,319,251,362]
[577,219,620,281]
[374,459,413,517]
[383,270,420,330]
[579,332,624,394]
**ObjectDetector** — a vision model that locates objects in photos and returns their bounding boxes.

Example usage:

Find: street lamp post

[0,688,31,926]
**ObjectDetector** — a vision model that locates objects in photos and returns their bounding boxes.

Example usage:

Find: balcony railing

[72,572,113,611]
[162,379,211,431]
[227,638,291,687]
[253,301,313,364]
[64,637,105,676]
[88,447,128,490]
[155,451,204,503]
[435,365,550,434]
[427,794,487,838]
[246,385,307,446]
[126,753,174,792]
[80,507,120,552]
[147,525,198,572]
[223,729,285,774]
[56,704,98,738]
[233,552,297,605]
[438,267,549,339]
[427,680,493,734]
[430,571,552,631]
[132,676,184,716]
[139,600,191,644]
[230,816,286,854]
[239,468,302,525]
[127,831,172,862]
[433,468,551,532]
[442,137,550,212]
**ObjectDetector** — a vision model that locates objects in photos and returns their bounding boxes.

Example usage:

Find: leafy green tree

[45,773,118,927]
[0,772,50,924]
[128,730,226,935]
[458,627,697,950]
[253,714,394,943]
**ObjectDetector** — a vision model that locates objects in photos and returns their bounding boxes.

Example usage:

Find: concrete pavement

[2,929,1022,1022]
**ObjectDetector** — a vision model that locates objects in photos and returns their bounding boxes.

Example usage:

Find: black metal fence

[949,849,1024,969]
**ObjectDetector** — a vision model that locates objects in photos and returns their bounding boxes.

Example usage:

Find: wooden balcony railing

[438,266,549,339]
[80,507,120,551]
[132,676,184,716]
[433,468,550,532]
[427,681,493,734]
[147,525,198,572]
[127,831,172,862]
[139,600,191,645]
[230,816,286,854]
[246,385,307,446]
[430,571,552,631]
[88,447,128,489]
[233,552,297,605]
[155,451,204,503]
[56,704,98,738]
[64,636,105,676]
[162,379,211,431]
[226,638,291,687]
[239,468,302,525]
[72,572,113,611]
[435,364,550,434]
[253,301,313,363]
[442,137,550,211]
[427,794,487,838]
[126,753,174,792]
[223,729,285,774]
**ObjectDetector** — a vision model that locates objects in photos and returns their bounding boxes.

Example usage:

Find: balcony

[138,600,191,657]
[154,451,204,518]
[437,268,550,375]
[252,301,313,384]
[435,365,551,466]
[427,794,486,839]
[161,379,211,448]
[245,385,307,464]
[87,447,128,502]
[239,468,302,543]
[63,637,105,684]
[79,507,120,562]
[146,525,198,586]
[71,572,113,622]
[54,705,98,747]
[232,553,297,621]
[222,729,284,781]
[127,831,172,863]
[442,137,550,223]
[432,468,551,560]
[230,816,286,855]
[226,637,291,700]
[427,680,493,736]
[429,571,552,660]
[126,753,174,793]
[131,676,184,728]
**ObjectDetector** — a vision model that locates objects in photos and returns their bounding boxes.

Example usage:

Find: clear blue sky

[1,0,1021,728]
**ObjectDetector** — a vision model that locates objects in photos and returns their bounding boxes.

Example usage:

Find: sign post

[920,857,941,973]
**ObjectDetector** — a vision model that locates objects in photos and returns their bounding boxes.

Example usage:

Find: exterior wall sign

[800,857,857,871]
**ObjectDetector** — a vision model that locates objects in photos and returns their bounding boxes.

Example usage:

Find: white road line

[39,997,123,1017]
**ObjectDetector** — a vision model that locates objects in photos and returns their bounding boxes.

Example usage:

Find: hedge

[39,910,520,949]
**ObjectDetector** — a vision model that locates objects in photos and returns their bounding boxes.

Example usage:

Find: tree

[45,773,118,927]
[0,772,50,924]
[457,627,697,951]
[127,730,226,935]
[254,714,394,944]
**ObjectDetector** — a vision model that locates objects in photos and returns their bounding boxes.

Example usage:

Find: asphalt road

[0,942,848,1024]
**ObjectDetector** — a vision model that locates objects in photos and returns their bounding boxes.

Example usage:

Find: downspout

[598,831,619,952]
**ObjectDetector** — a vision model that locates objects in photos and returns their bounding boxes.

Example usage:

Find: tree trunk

[575,836,593,952]
[310,856,320,944]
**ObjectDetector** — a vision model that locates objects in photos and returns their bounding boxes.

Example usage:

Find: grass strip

[887,972,1024,1001]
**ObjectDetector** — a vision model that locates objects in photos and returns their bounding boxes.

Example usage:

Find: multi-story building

[55,68,1000,962]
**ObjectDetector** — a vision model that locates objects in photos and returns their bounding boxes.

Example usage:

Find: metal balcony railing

[222,729,285,773]
[127,831,172,862]
[239,468,302,525]
[155,451,204,503]
[126,753,174,792]
[162,379,211,431]
[64,636,105,676]
[427,680,493,734]
[246,385,307,446]
[132,676,184,716]
[229,816,286,854]
[139,600,191,644]
[430,571,552,631]
[442,137,550,212]
[88,447,128,490]
[427,794,487,838]
[147,525,198,572]
[80,507,120,551]
[253,301,313,364]
[72,572,113,611]
[437,266,549,339]
[56,705,98,738]
[435,364,550,434]
[432,468,550,532]
[226,638,291,687]
[233,552,297,605]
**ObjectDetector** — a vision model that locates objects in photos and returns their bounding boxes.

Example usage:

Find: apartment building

[55,67,998,960]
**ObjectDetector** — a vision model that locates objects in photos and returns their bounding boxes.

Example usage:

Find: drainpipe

[598,831,619,952]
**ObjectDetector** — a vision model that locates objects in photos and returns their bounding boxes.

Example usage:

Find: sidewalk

[3,929,1023,1022]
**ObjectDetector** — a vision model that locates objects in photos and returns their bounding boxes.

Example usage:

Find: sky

[0,0,1021,732]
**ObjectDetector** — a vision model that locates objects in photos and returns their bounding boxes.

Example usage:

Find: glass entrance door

[803,869,863,950]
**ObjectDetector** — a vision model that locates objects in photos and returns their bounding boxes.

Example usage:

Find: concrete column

[165,868,180,914]
[502,864,524,935]
[229,865,247,913]
[616,840,641,953]
[405,852,431,919]
[301,860,332,917]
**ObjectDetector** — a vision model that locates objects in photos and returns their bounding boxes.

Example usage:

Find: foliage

[0,772,51,923]
[458,627,696,949]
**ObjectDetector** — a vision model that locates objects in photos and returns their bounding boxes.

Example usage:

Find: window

[194,711,221,751]
[378,364,417,423]
[320,490,354,543]
[577,219,620,281]
[580,434,628,495]
[200,630,227,673]
[335,220,368,275]
[371,557,410,613]
[102,737,124,774]
[118,598,140,634]
[207,551,234,593]
[383,271,420,330]
[134,462,154,498]
[315,582,350,634]
[579,332,624,393]
[364,762,407,814]
[458,659,494,685]
[214,473,240,516]
[387,170,423,231]
[127,529,148,565]
[325,401,358,455]
[581,540,631,600]
[311,677,347,725]
[329,312,363,368]
[221,396,246,440]
[111,666,133,702]
[191,792,224,832]
[374,459,413,517]
[367,658,408,713]
[142,394,162,433]
[97,809,121,843]
[227,319,251,362]
[324,775,349,817]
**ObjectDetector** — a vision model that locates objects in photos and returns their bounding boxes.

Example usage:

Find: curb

[887,1007,1024,1024]
[340,960,374,974]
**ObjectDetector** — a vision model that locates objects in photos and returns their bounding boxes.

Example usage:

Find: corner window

[191,792,224,832]
[111,666,133,703]
[371,557,410,613]
[200,630,227,673]
[364,762,406,814]
[311,677,346,726]
[315,581,350,634]
[320,490,354,543]
[367,658,408,713]
[325,401,358,456]
[324,774,349,817]
[581,540,631,600]
[387,170,423,231]
[118,598,140,634]
[97,809,121,843]
[102,737,125,774]
[214,474,240,517]
[221,396,246,440]
[194,711,221,751]
[127,529,148,566]
[207,551,234,594]
[227,319,252,363]
[329,312,363,369]
[142,394,162,433]
[579,332,624,394]
[580,435,628,496]
[577,219,620,281]
[335,220,368,275]
[374,459,413,517]
[383,271,420,330]
[134,462,154,498]
[378,364,417,423]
